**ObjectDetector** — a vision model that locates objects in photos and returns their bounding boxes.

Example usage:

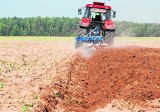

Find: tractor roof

[86,2,111,10]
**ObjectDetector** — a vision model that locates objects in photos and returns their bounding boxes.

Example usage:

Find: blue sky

[0,0,159,23]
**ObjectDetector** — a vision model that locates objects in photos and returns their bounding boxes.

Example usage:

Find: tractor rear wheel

[75,27,87,48]
[104,31,114,46]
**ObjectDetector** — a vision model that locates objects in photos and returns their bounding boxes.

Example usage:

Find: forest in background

[0,17,160,37]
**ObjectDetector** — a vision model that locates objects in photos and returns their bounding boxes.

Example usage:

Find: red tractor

[75,1,116,48]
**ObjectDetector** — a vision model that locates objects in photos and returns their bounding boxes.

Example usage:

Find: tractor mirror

[113,11,116,18]
[78,8,82,15]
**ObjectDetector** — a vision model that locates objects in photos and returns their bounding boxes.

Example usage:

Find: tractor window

[90,9,112,22]
[100,10,112,20]
[83,8,90,17]
[91,12,102,21]
[101,13,107,21]
[106,10,112,20]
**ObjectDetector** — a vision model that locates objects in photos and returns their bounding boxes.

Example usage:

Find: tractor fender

[103,20,115,30]
[80,17,90,27]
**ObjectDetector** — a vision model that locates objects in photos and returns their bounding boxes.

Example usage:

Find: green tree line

[0,17,160,37]
[115,21,160,37]
[0,17,79,36]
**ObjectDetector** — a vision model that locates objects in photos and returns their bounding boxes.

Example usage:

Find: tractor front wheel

[74,41,82,49]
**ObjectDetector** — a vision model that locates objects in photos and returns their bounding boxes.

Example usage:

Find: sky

[0,0,160,23]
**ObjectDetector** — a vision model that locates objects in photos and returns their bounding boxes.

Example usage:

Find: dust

[113,37,133,47]
[78,47,96,58]
[113,37,160,48]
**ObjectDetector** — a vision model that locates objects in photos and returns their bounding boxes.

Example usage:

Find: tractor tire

[104,31,114,46]
[74,41,82,49]
[75,27,87,48]
[77,27,87,37]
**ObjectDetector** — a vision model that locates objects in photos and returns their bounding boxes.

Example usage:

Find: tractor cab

[78,2,116,28]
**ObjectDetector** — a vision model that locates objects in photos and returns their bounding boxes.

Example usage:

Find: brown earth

[37,47,160,112]
[0,40,160,112]
[0,41,75,112]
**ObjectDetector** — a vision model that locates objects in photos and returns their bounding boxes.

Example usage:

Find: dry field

[0,37,160,112]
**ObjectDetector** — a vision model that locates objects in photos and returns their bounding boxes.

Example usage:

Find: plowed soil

[0,39,160,112]
[37,47,160,112]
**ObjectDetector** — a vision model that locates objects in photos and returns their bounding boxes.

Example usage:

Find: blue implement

[75,27,103,48]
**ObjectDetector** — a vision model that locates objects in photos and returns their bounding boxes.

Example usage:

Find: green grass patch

[33,93,39,99]
[21,105,28,112]
[0,82,5,89]
[0,36,74,42]
[0,62,2,67]
[21,104,34,112]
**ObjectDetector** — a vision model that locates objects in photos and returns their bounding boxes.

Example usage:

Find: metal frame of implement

[75,27,103,47]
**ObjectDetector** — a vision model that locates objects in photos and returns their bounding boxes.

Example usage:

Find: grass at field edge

[0,36,74,42]
[0,36,160,42]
